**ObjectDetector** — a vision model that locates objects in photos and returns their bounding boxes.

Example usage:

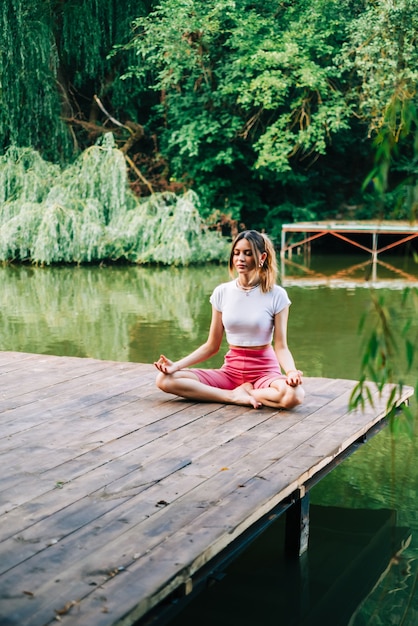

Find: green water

[0,256,417,625]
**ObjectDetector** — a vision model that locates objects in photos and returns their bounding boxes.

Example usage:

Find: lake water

[0,254,417,625]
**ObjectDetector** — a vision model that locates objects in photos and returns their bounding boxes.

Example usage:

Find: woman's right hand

[154,354,176,375]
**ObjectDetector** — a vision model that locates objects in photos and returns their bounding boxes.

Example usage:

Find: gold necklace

[236,279,260,295]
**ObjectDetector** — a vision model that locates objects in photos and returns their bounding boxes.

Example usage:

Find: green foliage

[0,0,149,160]
[341,0,418,137]
[1,0,418,235]
[233,2,353,170]
[58,0,149,116]
[105,189,230,265]
[0,136,229,265]
[0,0,72,159]
[340,0,418,217]
[349,288,418,436]
[126,0,367,227]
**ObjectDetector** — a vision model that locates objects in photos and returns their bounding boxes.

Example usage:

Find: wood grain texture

[0,352,413,626]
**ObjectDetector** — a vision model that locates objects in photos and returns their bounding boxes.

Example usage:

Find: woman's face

[232,238,257,275]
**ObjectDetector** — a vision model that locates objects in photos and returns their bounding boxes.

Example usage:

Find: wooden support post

[372,232,378,281]
[280,229,286,260]
[372,232,378,261]
[284,491,311,621]
[285,491,310,558]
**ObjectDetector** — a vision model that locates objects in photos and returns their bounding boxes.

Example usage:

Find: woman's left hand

[285,369,303,386]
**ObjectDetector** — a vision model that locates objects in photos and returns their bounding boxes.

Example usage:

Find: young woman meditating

[154,229,304,409]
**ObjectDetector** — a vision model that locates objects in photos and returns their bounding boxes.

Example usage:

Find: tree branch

[125,154,154,195]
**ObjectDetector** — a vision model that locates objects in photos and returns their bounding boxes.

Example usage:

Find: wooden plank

[0,378,392,548]
[61,387,411,624]
[0,352,413,626]
[0,377,336,508]
[0,403,272,535]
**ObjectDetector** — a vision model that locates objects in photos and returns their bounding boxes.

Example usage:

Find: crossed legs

[155,370,304,410]
[249,378,305,409]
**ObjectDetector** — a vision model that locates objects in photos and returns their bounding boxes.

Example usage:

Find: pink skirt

[192,346,285,390]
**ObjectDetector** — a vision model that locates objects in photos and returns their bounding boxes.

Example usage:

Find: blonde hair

[228,230,278,292]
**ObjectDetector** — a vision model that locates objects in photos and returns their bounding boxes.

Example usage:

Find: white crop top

[210,280,291,346]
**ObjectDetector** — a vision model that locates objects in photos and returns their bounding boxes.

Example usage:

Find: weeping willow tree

[0,0,148,160]
[0,0,228,265]
[0,134,229,265]
[0,0,71,159]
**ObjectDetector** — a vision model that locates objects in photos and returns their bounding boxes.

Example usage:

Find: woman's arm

[273,308,303,386]
[154,306,224,374]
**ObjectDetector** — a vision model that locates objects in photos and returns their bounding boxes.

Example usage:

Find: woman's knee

[282,386,305,409]
[156,372,172,392]
[268,382,304,409]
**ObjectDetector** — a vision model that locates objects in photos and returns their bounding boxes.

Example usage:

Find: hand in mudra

[154,354,177,375]
[285,369,303,387]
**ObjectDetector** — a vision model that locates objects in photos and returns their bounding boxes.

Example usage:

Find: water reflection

[2,260,416,378]
[0,264,229,364]
[169,505,411,626]
[281,253,418,287]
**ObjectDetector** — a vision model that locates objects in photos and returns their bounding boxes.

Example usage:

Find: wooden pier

[280,221,418,259]
[280,221,418,284]
[0,351,413,626]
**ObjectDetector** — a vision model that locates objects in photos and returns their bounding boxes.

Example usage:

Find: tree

[0,0,70,159]
[125,0,373,232]
[340,0,418,219]
[0,0,149,160]
[1,0,417,238]
[0,135,229,265]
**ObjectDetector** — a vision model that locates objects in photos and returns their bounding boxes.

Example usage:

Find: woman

[154,230,304,409]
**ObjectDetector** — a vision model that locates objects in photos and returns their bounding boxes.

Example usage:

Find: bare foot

[230,383,262,409]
